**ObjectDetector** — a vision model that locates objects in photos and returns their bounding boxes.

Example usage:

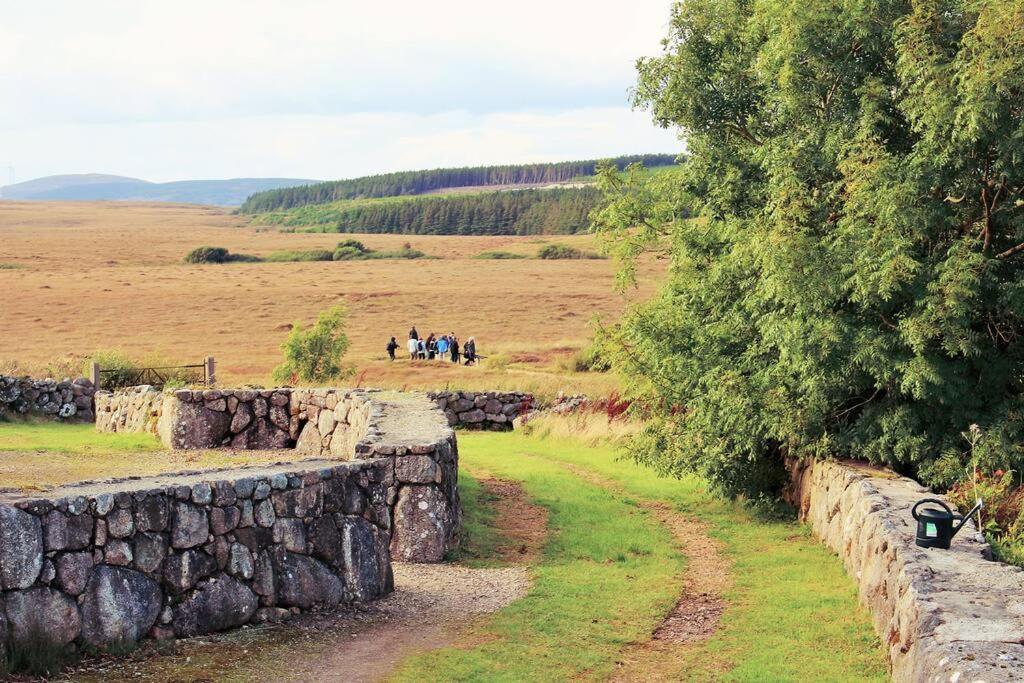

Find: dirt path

[559,463,731,682]
[66,478,547,683]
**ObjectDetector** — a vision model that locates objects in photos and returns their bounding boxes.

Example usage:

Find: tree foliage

[595,0,1024,498]
[239,154,678,213]
[273,305,353,384]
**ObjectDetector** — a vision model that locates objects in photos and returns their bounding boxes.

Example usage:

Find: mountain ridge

[0,174,318,206]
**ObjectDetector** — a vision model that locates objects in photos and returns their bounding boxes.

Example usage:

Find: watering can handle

[911,498,951,521]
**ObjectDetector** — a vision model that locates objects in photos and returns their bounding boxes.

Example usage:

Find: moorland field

[0,201,662,394]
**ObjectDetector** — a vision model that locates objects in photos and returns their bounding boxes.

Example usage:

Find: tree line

[240,154,678,213]
[257,186,639,235]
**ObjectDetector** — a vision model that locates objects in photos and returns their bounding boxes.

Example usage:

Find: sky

[0,1,681,183]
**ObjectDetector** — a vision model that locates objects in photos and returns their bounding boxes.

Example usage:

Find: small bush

[563,344,612,373]
[265,249,334,262]
[183,246,260,264]
[273,305,353,384]
[0,262,23,270]
[184,246,230,263]
[332,245,366,260]
[537,244,603,260]
[474,251,528,260]
[337,238,368,252]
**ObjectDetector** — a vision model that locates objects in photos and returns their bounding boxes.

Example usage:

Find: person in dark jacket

[450,336,460,363]
[409,325,419,341]
[463,337,477,365]
[386,337,399,361]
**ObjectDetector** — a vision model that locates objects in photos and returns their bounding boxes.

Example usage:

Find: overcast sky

[0,1,681,183]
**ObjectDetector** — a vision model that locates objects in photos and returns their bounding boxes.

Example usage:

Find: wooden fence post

[205,357,216,387]
[90,362,100,390]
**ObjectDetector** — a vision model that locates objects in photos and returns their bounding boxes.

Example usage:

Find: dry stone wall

[787,459,1024,682]
[427,390,532,430]
[0,459,392,659]
[96,387,460,563]
[0,375,96,422]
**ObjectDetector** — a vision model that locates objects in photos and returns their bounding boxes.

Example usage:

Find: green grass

[396,431,886,682]
[447,472,509,567]
[0,262,23,269]
[0,420,160,453]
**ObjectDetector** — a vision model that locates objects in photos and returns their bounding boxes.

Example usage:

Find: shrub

[537,244,603,260]
[184,246,231,264]
[0,262,23,270]
[563,343,612,373]
[183,246,260,264]
[474,251,527,260]
[273,305,353,384]
[264,249,334,262]
[337,238,368,252]
[332,245,366,260]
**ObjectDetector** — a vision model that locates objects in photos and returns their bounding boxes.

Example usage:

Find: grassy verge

[397,431,885,681]
[0,420,160,453]
[0,421,310,492]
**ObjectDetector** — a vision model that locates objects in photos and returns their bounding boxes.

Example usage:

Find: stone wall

[96,387,460,563]
[787,459,1024,682]
[94,385,163,434]
[0,458,392,659]
[427,390,532,430]
[0,375,96,422]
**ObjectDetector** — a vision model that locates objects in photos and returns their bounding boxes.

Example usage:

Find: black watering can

[911,498,983,549]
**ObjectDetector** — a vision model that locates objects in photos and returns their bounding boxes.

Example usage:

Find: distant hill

[0,174,318,206]
[239,154,679,213]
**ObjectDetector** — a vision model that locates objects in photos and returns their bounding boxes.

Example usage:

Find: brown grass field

[0,201,663,397]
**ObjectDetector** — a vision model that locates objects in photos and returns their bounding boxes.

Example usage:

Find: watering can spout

[951,499,983,539]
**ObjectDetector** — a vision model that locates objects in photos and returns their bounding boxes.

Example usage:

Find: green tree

[273,305,353,384]
[595,0,1024,498]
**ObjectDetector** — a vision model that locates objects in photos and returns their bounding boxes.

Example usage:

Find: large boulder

[172,576,258,637]
[341,516,391,601]
[79,566,162,648]
[394,456,441,484]
[56,551,94,595]
[171,502,209,549]
[157,398,231,449]
[4,587,81,646]
[43,510,94,551]
[390,485,452,563]
[0,504,43,589]
[273,551,344,609]
[164,549,217,594]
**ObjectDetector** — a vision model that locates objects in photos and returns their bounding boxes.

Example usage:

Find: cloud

[0,108,680,182]
[0,1,678,179]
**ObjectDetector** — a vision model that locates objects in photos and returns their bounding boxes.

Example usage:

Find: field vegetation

[0,201,660,395]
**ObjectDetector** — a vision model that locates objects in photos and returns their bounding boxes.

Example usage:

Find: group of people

[386,326,479,365]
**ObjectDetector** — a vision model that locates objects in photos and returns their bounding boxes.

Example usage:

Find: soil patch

[559,463,730,681]
[478,477,548,564]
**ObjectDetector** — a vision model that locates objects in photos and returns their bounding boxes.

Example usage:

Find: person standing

[387,336,399,361]
[450,336,460,363]
[407,336,418,361]
[437,335,449,360]
[409,325,419,341]
[464,337,477,365]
